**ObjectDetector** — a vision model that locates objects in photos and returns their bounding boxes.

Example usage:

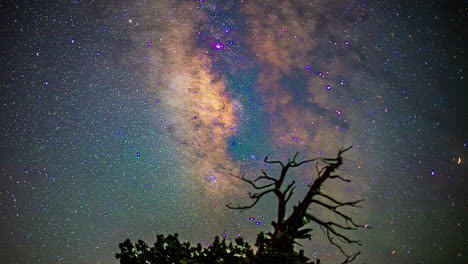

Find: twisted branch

[226,146,367,263]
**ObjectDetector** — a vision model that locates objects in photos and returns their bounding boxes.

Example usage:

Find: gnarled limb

[227,146,367,263]
[226,188,276,210]
[228,172,274,190]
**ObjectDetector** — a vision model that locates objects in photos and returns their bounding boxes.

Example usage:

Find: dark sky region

[1,0,467,263]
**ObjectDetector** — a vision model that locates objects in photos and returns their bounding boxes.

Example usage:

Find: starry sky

[1,0,467,263]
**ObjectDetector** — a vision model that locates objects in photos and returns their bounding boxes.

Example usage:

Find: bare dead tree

[227,146,368,263]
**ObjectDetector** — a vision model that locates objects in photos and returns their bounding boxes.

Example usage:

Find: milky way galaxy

[1,0,467,263]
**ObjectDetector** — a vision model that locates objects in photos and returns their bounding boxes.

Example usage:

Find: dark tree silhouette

[116,233,256,264]
[227,146,368,263]
[116,147,367,264]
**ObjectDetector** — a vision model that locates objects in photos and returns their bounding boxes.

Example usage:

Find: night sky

[1,0,467,263]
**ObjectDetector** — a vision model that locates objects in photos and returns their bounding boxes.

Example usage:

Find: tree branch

[264,156,284,168]
[307,213,361,245]
[253,170,278,183]
[229,172,274,190]
[310,199,367,228]
[284,187,295,204]
[316,193,364,209]
[226,146,366,263]
[294,158,320,167]
[322,227,361,264]
[226,189,276,210]
[329,174,351,182]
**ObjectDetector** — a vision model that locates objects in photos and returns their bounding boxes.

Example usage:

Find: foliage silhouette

[116,147,366,263]
[116,234,256,264]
